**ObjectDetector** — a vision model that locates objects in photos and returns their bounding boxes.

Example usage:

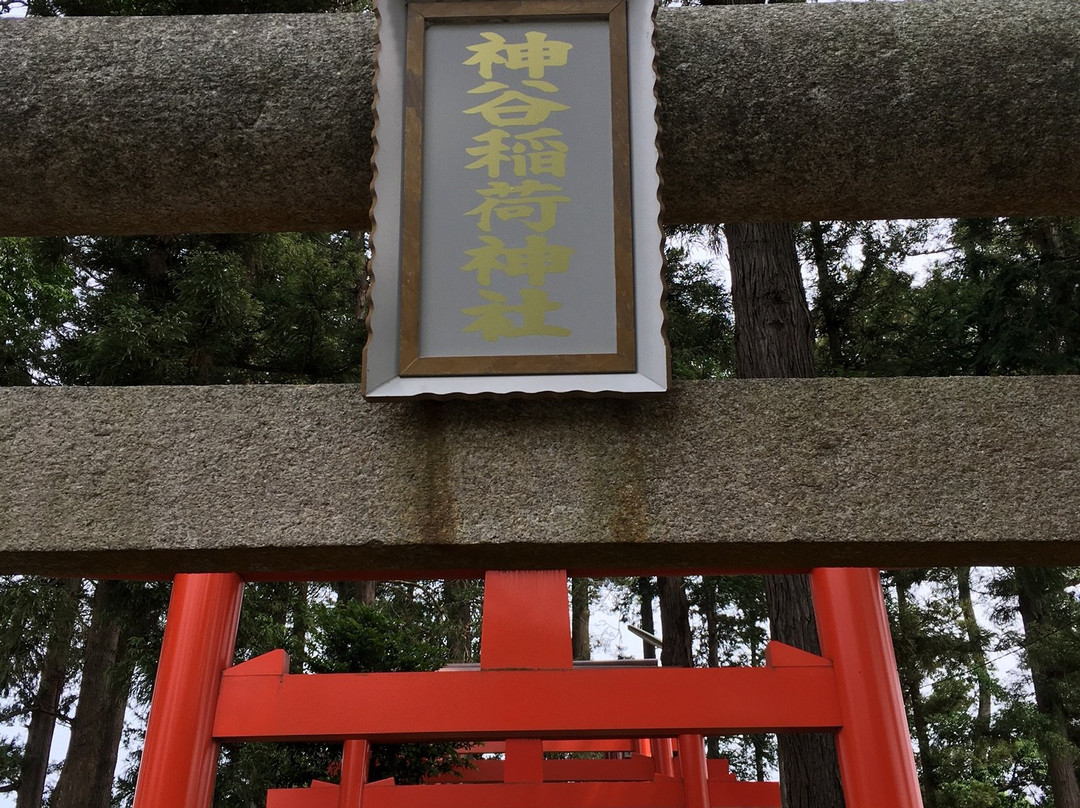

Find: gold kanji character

[464,90,568,127]
[468,80,560,95]
[464,31,572,80]
[461,288,572,340]
[466,128,567,179]
[462,235,574,286]
[465,129,513,178]
[465,180,571,233]
[511,128,567,177]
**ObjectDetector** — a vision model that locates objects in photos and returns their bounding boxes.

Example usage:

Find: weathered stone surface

[2,0,1079,236]
[1,378,1077,578]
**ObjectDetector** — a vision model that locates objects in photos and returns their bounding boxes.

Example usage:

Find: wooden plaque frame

[364,0,667,398]
[398,0,635,378]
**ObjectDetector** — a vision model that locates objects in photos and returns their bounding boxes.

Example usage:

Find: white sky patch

[588,580,658,661]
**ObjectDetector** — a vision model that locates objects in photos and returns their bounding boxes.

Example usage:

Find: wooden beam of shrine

[2,377,1078,578]
[3,0,1079,236]
[266,779,782,808]
[213,660,841,741]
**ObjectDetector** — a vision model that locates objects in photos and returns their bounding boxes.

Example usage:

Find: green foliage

[58,233,367,385]
[246,234,369,382]
[0,735,21,795]
[233,583,318,671]
[801,219,946,376]
[663,243,734,379]
[0,577,83,712]
[311,598,448,674]
[371,580,484,664]
[992,568,1080,769]
[883,568,1063,808]
[947,218,1080,376]
[0,238,76,384]
[211,741,340,808]
[806,217,1080,380]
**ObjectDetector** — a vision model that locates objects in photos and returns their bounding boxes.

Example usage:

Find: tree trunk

[334,581,377,606]
[702,581,719,669]
[726,222,815,379]
[892,573,939,808]
[1014,567,1080,808]
[725,220,844,808]
[570,578,591,661]
[16,579,81,808]
[291,581,309,672]
[808,221,845,369]
[656,576,692,668]
[357,581,376,606]
[955,567,992,759]
[752,734,767,782]
[638,577,656,661]
[50,580,134,808]
[443,579,474,663]
[702,588,720,760]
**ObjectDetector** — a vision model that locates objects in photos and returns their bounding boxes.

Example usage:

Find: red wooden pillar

[481,570,571,787]
[677,735,709,808]
[653,738,676,777]
[338,740,371,808]
[480,570,573,671]
[504,739,545,783]
[811,568,923,808]
[133,573,244,808]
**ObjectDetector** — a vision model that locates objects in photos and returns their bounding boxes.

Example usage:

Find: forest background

[2,0,1080,806]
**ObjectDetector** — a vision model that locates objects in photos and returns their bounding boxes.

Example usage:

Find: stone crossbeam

[3,0,1079,236]
[2,378,1077,579]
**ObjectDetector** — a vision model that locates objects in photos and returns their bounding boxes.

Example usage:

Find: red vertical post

[653,738,676,777]
[504,738,545,783]
[480,571,570,786]
[677,734,709,808]
[480,570,572,670]
[338,739,371,808]
[133,573,245,808]
[810,568,923,808]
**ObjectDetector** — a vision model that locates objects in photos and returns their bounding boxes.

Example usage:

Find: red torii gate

[130,568,922,808]
[265,738,781,808]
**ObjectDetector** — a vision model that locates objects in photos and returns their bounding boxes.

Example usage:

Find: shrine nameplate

[364,0,667,398]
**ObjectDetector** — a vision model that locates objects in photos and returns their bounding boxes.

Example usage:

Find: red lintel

[214,665,840,742]
[266,778,780,808]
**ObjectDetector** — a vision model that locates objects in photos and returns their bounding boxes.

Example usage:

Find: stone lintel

[1,378,1076,578]
[2,0,1080,235]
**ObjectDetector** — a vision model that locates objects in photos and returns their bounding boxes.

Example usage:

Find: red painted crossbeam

[460,739,637,754]
[213,655,840,742]
[266,777,781,808]
[424,754,657,783]
[267,777,777,808]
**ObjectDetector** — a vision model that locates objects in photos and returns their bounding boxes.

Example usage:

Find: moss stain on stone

[584,407,650,545]
[394,402,459,546]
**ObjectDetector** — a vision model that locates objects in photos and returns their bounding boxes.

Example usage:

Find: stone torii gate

[2,1,1080,807]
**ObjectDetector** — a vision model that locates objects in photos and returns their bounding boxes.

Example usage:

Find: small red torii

[131,568,922,808]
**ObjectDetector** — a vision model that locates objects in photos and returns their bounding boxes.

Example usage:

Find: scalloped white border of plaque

[363,0,666,399]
